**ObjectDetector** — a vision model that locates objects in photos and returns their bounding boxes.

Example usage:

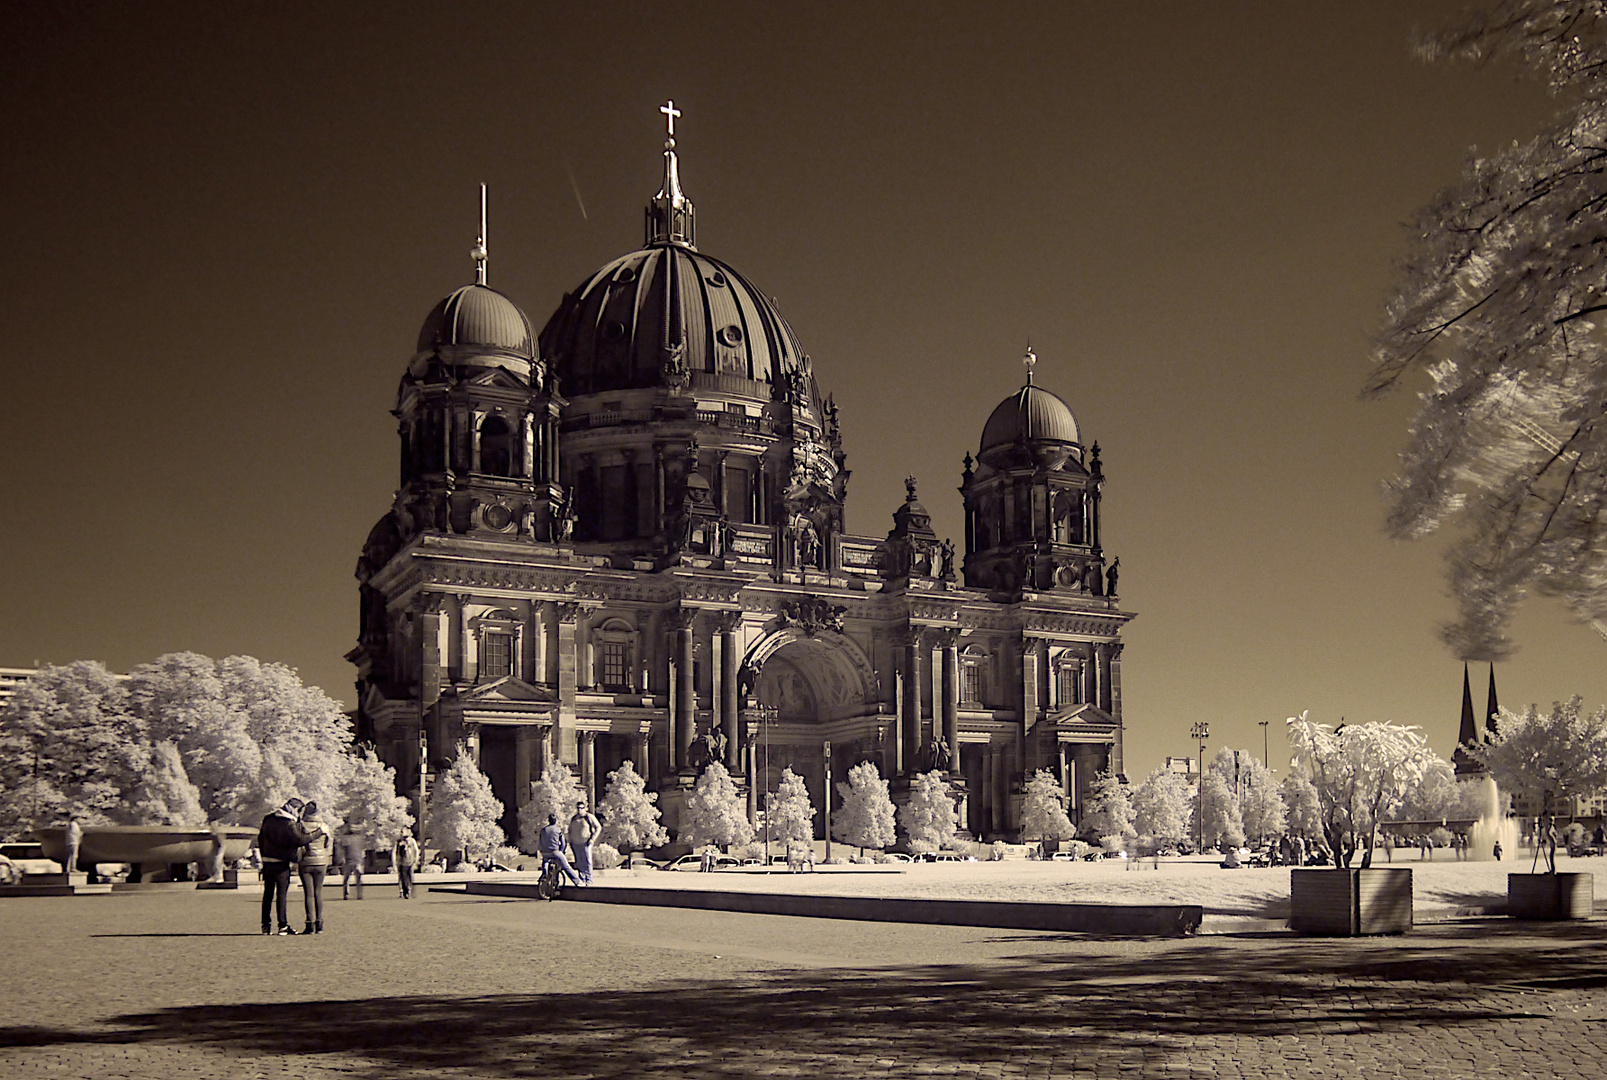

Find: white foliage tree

[1132,767,1192,845]
[1370,0,1607,657]
[596,761,668,853]
[1077,770,1136,844]
[425,743,505,864]
[1280,769,1324,841]
[680,762,753,849]
[898,770,958,853]
[832,761,897,851]
[520,763,585,853]
[1465,696,1607,871]
[1019,769,1077,844]
[764,767,816,844]
[0,661,153,832]
[130,741,207,827]
[1286,712,1439,868]
[1195,772,1245,851]
[333,747,413,847]
[127,651,353,824]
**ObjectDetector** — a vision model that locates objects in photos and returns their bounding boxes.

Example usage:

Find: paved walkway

[1,888,1604,1078]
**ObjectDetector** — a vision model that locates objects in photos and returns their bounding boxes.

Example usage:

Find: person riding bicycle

[537,813,581,888]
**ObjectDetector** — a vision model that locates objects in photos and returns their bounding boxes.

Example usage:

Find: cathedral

[349,106,1135,846]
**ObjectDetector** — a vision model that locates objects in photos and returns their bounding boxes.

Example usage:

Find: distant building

[349,108,1137,844]
[0,668,34,710]
[1164,756,1196,777]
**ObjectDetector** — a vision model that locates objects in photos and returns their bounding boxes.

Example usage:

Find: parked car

[881,852,915,863]
[664,853,740,871]
[0,843,61,875]
[919,851,966,863]
[1050,850,1078,862]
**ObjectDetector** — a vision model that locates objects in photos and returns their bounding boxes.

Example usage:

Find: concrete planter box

[1290,868,1413,935]
[1507,873,1594,920]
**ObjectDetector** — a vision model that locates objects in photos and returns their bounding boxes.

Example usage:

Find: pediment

[461,676,552,704]
[466,367,529,391]
[1048,703,1117,728]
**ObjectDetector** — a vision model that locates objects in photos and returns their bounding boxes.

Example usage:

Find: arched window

[471,608,521,682]
[593,617,638,693]
[480,416,514,477]
[959,646,986,707]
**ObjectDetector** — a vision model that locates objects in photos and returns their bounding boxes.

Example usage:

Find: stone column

[579,731,596,808]
[1096,643,1113,713]
[448,594,468,684]
[936,629,960,771]
[555,603,580,765]
[634,727,650,778]
[669,607,696,770]
[901,629,922,774]
[744,720,759,824]
[522,413,535,479]
[717,611,742,770]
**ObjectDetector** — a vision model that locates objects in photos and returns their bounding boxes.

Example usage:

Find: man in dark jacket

[257,798,312,935]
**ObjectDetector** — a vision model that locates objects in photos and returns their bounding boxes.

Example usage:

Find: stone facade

[349,116,1135,845]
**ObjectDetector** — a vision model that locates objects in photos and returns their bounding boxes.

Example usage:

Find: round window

[482,504,512,530]
[720,324,745,346]
[706,271,727,287]
[614,266,636,284]
[604,320,627,341]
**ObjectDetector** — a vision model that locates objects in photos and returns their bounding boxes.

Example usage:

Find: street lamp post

[823,740,832,864]
[1190,721,1209,853]
[1259,720,1269,768]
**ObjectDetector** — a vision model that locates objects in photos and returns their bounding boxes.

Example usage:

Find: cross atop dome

[1023,344,1037,384]
[471,182,488,285]
[646,100,696,247]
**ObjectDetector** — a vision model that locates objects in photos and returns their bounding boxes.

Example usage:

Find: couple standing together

[257,798,333,935]
[537,800,600,887]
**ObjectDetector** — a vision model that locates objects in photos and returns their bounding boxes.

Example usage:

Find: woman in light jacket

[297,802,334,934]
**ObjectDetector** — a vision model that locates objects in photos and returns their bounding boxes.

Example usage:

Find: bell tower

[961,349,1111,598]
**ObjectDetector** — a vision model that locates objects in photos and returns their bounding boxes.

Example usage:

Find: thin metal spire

[472,182,488,285]
[1022,343,1037,385]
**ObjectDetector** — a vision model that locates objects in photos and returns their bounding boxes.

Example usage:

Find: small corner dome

[417,284,535,359]
[979,383,1080,457]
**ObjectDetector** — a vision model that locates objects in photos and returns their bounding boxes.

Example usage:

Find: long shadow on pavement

[1,922,1601,1079]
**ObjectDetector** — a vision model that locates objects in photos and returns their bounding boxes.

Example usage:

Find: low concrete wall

[1508,872,1595,919]
[460,881,1202,937]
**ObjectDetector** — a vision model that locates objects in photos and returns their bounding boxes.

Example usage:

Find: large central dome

[539,244,807,396]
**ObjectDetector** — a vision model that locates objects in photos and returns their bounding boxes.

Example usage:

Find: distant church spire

[472,182,488,285]
[1453,662,1484,777]
[1486,663,1500,737]
[646,100,696,247]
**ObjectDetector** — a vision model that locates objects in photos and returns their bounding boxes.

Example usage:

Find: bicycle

[536,856,565,900]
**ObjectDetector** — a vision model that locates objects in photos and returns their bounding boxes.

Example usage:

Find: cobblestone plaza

[2,888,1604,1079]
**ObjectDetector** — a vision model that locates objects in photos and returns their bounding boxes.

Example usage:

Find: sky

[4,1,1604,781]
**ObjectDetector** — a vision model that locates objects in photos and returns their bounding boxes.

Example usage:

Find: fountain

[1466,774,1519,862]
[28,825,258,882]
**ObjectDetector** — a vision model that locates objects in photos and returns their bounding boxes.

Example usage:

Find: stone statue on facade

[939,539,955,580]
[556,488,578,542]
[1105,557,1120,597]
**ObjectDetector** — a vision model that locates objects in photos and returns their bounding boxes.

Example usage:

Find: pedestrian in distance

[1493,839,1504,861]
[394,833,420,899]
[338,826,365,900]
[538,813,581,887]
[567,799,601,885]
[256,798,312,935]
[297,801,332,934]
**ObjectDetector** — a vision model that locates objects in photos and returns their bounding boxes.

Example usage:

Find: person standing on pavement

[394,833,420,899]
[338,826,365,900]
[297,802,332,934]
[567,800,600,885]
[256,798,311,935]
